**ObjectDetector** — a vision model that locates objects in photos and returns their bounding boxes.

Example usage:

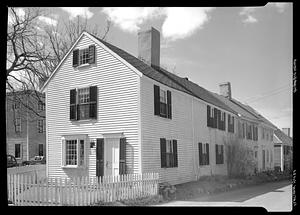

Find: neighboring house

[274,128,293,171]
[212,85,276,173]
[6,90,46,164]
[41,28,279,185]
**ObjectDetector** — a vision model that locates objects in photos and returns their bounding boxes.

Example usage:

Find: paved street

[157,180,293,212]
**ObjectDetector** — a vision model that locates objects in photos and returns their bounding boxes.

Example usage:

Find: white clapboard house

[41,27,275,185]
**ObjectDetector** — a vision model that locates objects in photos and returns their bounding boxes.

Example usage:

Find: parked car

[7,155,18,168]
[22,156,46,166]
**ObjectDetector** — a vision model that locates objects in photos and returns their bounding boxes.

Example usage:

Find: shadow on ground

[184,180,291,203]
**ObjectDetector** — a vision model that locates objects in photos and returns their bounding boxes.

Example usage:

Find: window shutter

[167,90,172,119]
[61,139,66,166]
[232,116,234,132]
[207,106,211,127]
[119,137,126,175]
[227,114,230,132]
[96,138,104,177]
[221,145,224,164]
[88,45,96,64]
[198,142,202,165]
[154,85,160,116]
[215,144,219,164]
[223,112,226,131]
[160,138,166,168]
[213,108,218,128]
[206,143,209,165]
[70,89,77,120]
[73,49,79,67]
[89,86,97,119]
[173,139,178,167]
[217,109,221,130]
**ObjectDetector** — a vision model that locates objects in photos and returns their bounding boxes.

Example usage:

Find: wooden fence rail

[7,173,159,206]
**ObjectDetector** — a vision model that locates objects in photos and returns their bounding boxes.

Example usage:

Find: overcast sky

[23,5,293,135]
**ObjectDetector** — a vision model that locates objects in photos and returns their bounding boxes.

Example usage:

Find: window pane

[66,140,77,165]
[160,89,166,103]
[15,144,21,158]
[79,48,89,65]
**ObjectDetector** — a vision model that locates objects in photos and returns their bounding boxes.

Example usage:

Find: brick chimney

[138,27,160,68]
[219,82,232,99]
[282,128,290,137]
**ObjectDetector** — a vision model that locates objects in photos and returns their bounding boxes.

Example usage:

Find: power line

[243,84,291,102]
[245,87,290,104]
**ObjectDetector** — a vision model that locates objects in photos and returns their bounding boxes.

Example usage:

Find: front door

[104,138,120,176]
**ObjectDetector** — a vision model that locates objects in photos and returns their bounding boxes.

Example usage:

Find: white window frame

[61,135,87,168]
[79,48,90,66]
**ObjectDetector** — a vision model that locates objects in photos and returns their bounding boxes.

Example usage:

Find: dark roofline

[94,34,237,114]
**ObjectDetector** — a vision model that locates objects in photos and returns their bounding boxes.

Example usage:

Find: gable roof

[94,35,237,114]
[274,129,293,145]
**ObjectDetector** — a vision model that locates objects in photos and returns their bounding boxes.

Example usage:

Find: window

[37,119,46,133]
[216,144,224,164]
[199,143,209,165]
[262,128,265,139]
[70,86,97,121]
[267,150,269,162]
[270,131,273,141]
[38,144,43,156]
[160,138,178,168]
[79,48,90,65]
[255,151,257,159]
[15,118,21,133]
[242,123,245,139]
[15,144,21,158]
[154,85,172,119]
[13,101,20,109]
[62,135,86,167]
[160,89,167,116]
[38,101,45,111]
[73,45,95,67]
[228,114,234,133]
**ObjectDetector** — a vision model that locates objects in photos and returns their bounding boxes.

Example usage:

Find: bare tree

[6,7,111,121]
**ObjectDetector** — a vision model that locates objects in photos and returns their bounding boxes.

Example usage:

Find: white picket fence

[7,173,159,206]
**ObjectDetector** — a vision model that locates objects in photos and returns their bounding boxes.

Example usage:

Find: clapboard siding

[45,35,140,179]
[140,75,230,185]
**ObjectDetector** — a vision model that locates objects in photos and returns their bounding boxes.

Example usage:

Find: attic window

[73,45,96,67]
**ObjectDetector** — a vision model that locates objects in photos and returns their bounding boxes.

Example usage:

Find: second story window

[154,85,172,119]
[70,86,97,121]
[73,45,96,67]
[37,119,46,133]
[160,89,167,116]
[228,114,234,133]
[15,118,21,133]
[38,101,45,111]
[13,101,20,109]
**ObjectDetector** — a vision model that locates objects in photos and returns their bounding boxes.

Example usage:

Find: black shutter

[207,106,211,127]
[96,138,104,177]
[223,112,226,131]
[119,138,126,175]
[89,45,96,64]
[215,144,218,164]
[89,86,97,119]
[217,109,221,130]
[73,49,79,67]
[227,114,230,132]
[221,145,224,164]
[173,140,178,167]
[160,138,166,168]
[206,143,209,165]
[167,90,172,119]
[232,116,235,133]
[70,89,77,120]
[154,85,160,116]
[198,142,202,165]
[214,108,218,128]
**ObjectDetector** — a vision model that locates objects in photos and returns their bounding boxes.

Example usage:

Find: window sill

[76,63,91,69]
[70,118,97,123]
[62,165,86,169]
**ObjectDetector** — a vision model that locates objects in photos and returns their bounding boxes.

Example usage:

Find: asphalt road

[157,180,293,212]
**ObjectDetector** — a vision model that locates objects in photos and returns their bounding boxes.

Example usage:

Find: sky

[14,5,293,136]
